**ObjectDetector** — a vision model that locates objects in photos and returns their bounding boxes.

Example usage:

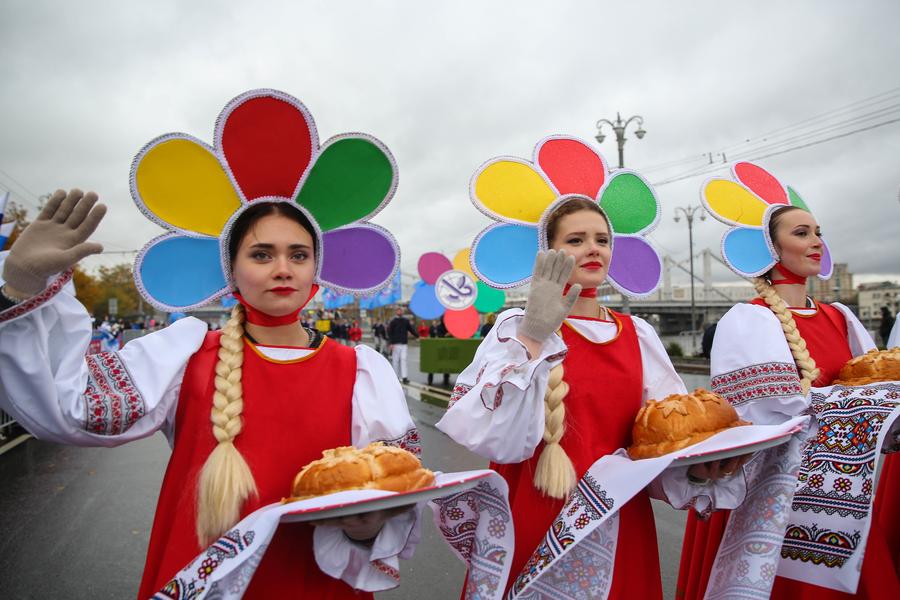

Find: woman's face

[232,213,316,316]
[772,209,824,278]
[549,209,612,288]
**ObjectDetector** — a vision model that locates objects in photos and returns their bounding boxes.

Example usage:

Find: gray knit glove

[517,250,580,344]
[2,189,106,296]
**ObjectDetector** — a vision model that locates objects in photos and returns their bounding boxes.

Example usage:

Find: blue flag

[358,272,401,309]
[322,287,356,309]
[0,191,12,249]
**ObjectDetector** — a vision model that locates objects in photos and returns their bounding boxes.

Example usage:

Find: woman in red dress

[440,196,741,598]
[0,90,421,598]
[678,167,900,599]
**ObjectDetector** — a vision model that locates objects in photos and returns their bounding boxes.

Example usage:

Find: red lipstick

[807,253,821,261]
[269,287,297,296]
[581,261,604,270]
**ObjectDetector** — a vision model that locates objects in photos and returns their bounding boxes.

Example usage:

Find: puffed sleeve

[0,252,208,447]
[435,308,568,463]
[312,344,422,591]
[633,316,687,401]
[708,303,808,425]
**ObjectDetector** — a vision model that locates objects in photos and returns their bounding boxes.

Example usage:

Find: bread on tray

[832,348,900,386]
[288,442,435,500]
[627,388,750,459]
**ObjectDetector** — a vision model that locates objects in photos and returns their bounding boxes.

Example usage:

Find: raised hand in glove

[517,250,580,350]
[3,189,106,298]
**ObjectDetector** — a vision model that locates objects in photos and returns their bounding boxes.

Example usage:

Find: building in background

[857,281,900,328]
[808,263,854,303]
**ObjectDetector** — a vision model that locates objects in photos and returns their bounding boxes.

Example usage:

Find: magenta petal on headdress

[607,236,662,297]
[418,252,453,285]
[319,225,398,292]
[734,162,788,205]
[536,137,606,197]
[219,92,316,200]
[819,239,834,279]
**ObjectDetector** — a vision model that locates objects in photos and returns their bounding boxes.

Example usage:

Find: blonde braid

[752,277,820,394]
[533,364,577,498]
[196,304,258,546]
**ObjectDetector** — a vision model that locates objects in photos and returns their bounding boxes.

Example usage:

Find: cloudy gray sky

[2,0,898,290]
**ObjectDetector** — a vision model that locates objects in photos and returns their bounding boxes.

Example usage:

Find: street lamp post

[595,112,646,169]
[674,205,705,355]
[595,112,646,313]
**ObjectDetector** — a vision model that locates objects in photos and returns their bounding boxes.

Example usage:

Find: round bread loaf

[833,348,900,386]
[627,389,750,459]
[290,442,435,499]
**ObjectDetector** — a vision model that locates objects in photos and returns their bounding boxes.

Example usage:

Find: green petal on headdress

[599,171,659,234]
[296,135,396,231]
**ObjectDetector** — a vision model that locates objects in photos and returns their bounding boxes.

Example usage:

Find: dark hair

[227,202,317,264]
[767,206,806,251]
[545,197,608,245]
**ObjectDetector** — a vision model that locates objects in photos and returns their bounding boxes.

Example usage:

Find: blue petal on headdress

[722,227,775,277]
[135,233,228,311]
[409,282,445,320]
[471,223,539,288]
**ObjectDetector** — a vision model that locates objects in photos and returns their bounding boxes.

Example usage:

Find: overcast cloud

[2,0,898,288]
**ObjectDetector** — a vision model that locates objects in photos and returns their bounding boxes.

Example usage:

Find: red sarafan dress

[481,313,660,598]
[676,299,900,600]
[140,332,368,600]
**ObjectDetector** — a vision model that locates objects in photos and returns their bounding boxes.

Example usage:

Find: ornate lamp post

[595,113,646,313]
[595,112,646,169]
[674,205,705,354]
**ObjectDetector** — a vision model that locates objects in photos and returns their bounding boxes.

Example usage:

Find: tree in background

[94,263,143,318]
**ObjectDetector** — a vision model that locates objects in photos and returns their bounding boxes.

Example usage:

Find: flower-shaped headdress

[131,89,400,311]
[700,161,832,280]
[469,135,662,297]
[409,249,506,338]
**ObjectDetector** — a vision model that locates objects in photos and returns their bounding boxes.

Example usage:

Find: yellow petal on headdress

[134,137,242,236]
[703,179,767,227]
[473,160,556,223]
[452,248,475,277]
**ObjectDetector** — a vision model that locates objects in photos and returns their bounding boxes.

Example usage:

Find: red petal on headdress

[537,137,606,198]
[734,162,788,205]
[221,95,315,200]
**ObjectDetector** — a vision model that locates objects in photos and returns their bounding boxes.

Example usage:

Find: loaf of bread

[833,348,900,386]
[627,389,750,459]
[289,442,435,500]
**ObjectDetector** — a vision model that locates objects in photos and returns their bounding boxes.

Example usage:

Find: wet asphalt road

[0,345,704,599]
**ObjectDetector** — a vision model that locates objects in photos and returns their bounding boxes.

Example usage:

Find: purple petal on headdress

[607,235,662,297]
[319,224,398,292]
[818,239,834,279]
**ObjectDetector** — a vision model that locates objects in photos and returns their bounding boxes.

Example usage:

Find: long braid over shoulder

[533,363,577,498]
[196,304,258,545]
[752,276,820,394]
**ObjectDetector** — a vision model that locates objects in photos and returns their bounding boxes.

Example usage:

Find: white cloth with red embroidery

[704,302,900,597]
[151,470,516,600]
[437,309,755,598]
[0,254,421,592]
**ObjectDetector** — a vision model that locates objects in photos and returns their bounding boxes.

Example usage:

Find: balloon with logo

[409,249,506,338]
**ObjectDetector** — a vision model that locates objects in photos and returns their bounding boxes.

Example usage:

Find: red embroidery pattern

[448,383,473,409]
[0,269,73,324]
[371,559,401,582]
[711,362,802,405]
[376,427,422,457]
[83,352,146,435]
